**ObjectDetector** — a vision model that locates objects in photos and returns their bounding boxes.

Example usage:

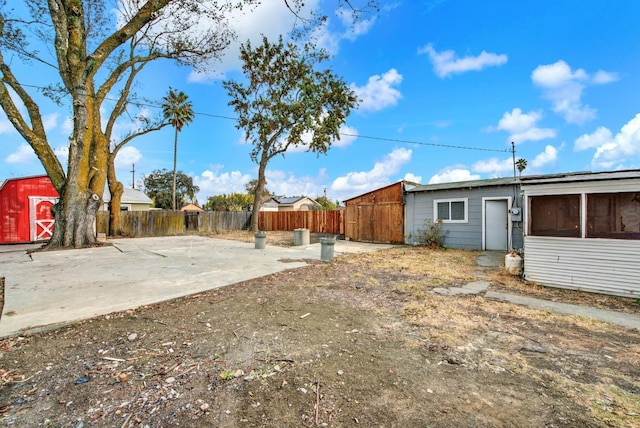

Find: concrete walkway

[0,236,392,338]
[432,251,640,329]
[1,240,637,337]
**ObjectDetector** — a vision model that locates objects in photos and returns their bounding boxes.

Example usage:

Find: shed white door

[29,197,56,241]
[485,199,508,250]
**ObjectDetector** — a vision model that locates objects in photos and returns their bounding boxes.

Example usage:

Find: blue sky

[2,0,640,205]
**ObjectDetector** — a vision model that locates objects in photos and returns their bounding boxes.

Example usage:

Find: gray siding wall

[405,185,523,250]
[524,236,640,298]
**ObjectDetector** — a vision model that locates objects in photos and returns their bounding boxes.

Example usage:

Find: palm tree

[515,158,527,177]
[162,88,195,210]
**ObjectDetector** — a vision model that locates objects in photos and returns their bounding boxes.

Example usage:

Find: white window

[434,198,468,223]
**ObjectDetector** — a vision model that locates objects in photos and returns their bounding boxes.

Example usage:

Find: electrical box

[510,207,522,222]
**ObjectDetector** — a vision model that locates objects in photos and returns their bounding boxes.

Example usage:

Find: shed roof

[406,176,518,193]
[343,180,420,202]
[0,174,50,192]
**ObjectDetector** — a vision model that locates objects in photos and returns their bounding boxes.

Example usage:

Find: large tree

[0,0,377,248]
[0,0,241,248]
[162,88,194,210]
[143,168,199,209]
[223,36,358,231]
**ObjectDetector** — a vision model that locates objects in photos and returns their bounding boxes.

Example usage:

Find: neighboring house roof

[273,196,317,205]
[103,187,153,205]
[406,177,518,193]
[180,203,204,211]
[271,196,321,208]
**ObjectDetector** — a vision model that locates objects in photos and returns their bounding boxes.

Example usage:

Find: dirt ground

[0,231,638,427]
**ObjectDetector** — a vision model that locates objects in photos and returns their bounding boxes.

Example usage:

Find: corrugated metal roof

[406,176,518,192]
[520,169,640,185]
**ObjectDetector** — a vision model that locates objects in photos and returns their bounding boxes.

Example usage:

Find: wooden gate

[346,202,404,244]
[29,197,56,241]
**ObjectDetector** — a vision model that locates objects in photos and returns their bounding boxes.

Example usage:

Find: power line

[15,82,509,153]
[339,133,509,153]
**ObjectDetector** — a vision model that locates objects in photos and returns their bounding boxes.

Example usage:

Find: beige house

[102,188,153,211]
[260,196,321,212]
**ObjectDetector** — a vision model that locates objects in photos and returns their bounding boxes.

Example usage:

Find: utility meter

[510,207,522,222]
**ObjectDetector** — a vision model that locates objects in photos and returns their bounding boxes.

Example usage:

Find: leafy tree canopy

[245,179,272,197]
[143,169,199,209]
[205,193,253,211]
[223,35,358,231]
[313,195,338,210]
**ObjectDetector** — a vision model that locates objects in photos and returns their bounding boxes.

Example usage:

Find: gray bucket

[254,232,267,249]
[320,237,335,261]
[293,228,310,246]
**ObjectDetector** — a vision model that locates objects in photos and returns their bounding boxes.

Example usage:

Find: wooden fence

[96,209,344,237]
[258,210,344,235]
[96,211,251,237]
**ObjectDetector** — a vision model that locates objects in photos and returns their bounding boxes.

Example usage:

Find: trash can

[293,228,310,246]
[320,237,335,261]
[254,232,267,249]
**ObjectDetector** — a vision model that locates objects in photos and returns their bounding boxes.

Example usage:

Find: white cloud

[42,113,59,132]
[418,44,507,78]
[493,108,556,143]
[334,125,358,148]
[531,60,618,124]
[574,126,613,151]
[188,2,319,81]
[404,172,422,184]
[115,146,143,169]
[531,145,558,168]
[187,1,375,82]
[428,168,480,184]
[336,7,376,42]
[581,113,640,169]
[331,148,412,196]
[472,157,513,176]
[6,144,37,164]
[351,69,403,112]
[193,168,254,203]
[280,123,359,153]
[266,168,329,198]
[592,70,620,84]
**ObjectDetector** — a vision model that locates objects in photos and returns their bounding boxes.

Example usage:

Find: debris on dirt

[0,231,638,427]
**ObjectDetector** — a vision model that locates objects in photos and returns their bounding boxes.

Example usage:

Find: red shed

[0,175,58,244]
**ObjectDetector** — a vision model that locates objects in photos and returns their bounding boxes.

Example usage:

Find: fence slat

[96,211,252,237]
[258,210,343,235]
[96,210,344,237]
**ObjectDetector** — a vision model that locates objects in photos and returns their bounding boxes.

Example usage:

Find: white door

[485,199,508,250]
[29,197,57,241]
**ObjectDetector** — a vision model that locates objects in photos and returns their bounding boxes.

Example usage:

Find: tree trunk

[107,155,125,236]
[172,127,178,210]
[250,154,269,232]
[47,187,101,249]
[46,81,107,249]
